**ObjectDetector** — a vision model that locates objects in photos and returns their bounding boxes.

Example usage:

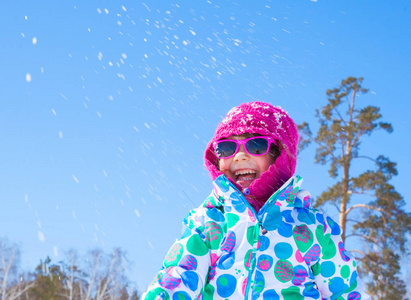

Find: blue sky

[1,0,410,292]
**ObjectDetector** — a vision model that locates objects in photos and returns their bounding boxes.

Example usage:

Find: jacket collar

[212,174,309,211]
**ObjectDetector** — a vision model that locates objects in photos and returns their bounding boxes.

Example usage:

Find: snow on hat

[204,101,299,199]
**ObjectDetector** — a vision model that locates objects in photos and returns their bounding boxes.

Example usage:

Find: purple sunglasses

[213,136,276,159]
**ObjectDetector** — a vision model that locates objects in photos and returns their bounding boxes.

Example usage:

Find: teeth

[235,170,256,176]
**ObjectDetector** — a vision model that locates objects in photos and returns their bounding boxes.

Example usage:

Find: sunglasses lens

[215,141,237,158]
[246,138,269,155]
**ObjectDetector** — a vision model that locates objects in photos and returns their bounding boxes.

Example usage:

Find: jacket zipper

[219,176,296,299]
[228,182,261,300]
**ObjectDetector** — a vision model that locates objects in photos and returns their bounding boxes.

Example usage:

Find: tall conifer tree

[299,76,411,299]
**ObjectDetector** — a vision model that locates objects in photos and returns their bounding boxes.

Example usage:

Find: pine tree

[299,76,411,299]
[27,256,67,300]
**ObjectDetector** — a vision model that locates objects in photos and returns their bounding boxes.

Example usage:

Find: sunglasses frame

[213,136,276,159]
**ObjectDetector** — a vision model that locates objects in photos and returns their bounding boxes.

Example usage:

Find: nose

[233,145,250,162]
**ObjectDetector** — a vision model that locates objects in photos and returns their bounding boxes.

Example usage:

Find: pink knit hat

[204,101,299,202]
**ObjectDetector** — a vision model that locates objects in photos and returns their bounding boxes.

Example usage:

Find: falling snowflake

[38,231,45,242]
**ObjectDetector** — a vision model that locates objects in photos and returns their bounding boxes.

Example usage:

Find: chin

[237,179,254,189]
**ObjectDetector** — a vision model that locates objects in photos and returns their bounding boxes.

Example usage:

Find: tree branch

[333,108,348,127]
[333,203,341,213]
[349,249,368,259]
[345,203,388,226]
[346,233,381,246]
[353,155,376,162]
[346,218,361,224]
[299,130,339,162]
[350,89,356,123]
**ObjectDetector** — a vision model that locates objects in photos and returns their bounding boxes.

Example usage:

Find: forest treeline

[0,237,139,300]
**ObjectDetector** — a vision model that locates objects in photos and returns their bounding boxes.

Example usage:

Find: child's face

[218,135,276,189]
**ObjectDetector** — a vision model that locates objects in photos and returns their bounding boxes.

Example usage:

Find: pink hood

[204,101,299,211]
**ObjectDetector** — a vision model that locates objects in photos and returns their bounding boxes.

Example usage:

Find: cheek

[218,159,231,173]
[257,155,275,173]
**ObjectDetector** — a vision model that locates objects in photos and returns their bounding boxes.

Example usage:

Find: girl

[143,101,368,300]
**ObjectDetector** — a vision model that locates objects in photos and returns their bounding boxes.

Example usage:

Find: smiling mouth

[234,169,257,181]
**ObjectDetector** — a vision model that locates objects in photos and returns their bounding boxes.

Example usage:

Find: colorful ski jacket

[143,175,368,300]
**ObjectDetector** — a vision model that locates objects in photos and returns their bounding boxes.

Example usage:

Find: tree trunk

[339,140,352,242]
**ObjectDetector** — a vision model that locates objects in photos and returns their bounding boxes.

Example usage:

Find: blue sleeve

[311,212,370,300]
[142,208,212,300]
